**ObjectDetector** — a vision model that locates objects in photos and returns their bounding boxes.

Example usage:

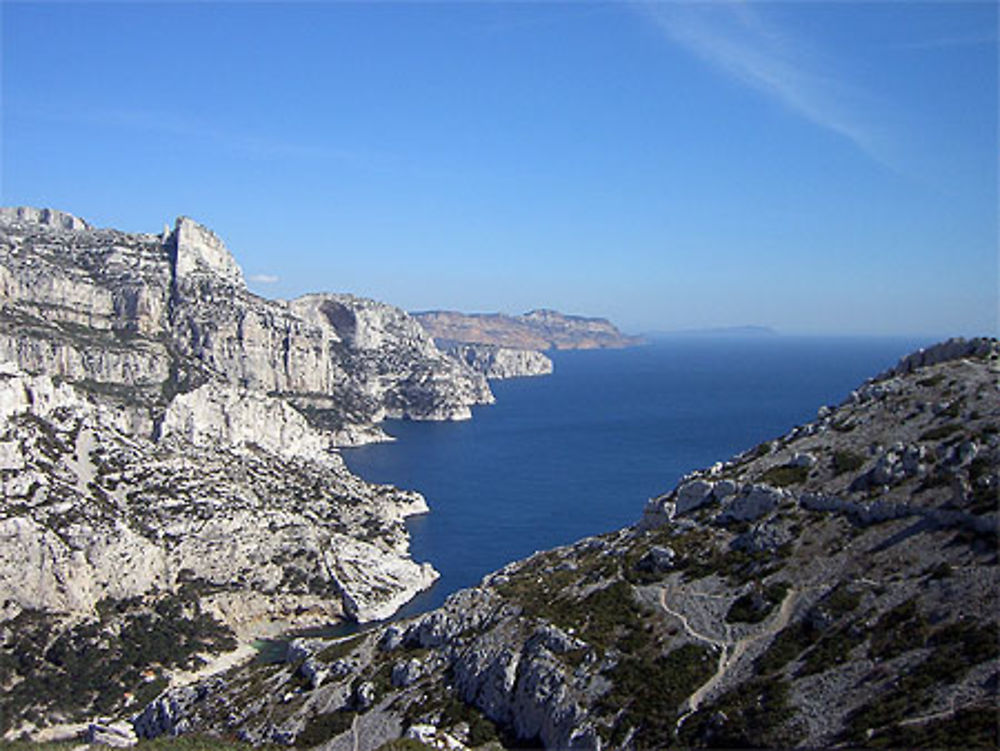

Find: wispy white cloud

[640,2,892,168]
[248,273,279,284]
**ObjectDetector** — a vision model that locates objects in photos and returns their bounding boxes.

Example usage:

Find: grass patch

[919,423,963,442]
[917,374,945,387]
[315,635,366,664]
[832,450,865,475]
[295,711,356,747]
[760,464,809,487]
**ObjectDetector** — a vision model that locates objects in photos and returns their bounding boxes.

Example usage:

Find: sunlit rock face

[444,342,554,379]
[0,208,493,437]
[0,208,498,735]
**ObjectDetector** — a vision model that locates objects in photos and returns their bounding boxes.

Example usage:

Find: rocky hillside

[0,207,494,443]
[0,207,500,738]
[134,338,998,750]
[413,309,642,351]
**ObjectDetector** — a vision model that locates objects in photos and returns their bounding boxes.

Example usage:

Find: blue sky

[2,1,996,336]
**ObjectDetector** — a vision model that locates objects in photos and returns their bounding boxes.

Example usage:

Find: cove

[342,335,934,618]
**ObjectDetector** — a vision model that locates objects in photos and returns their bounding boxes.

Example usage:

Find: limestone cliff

[0,208,493,440]
[138,338,999,750]
[445,343,554,379]
[0,207,492,737]
[0,362,439,736]
[414,308,642,351]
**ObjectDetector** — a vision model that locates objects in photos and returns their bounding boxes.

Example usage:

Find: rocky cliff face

[414,309,642,351]
[445,343,554,379]
[0,208,493,440]
[138,338,999,750]
[0,361,438,736]
[0,208,497,737]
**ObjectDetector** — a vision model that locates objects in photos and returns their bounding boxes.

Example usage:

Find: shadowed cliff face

[0,208,493,439]
[136,339,999,751]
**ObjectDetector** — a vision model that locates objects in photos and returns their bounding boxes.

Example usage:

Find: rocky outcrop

[160,382,333,462]
[134,338,998,750]
[445,343,554,379]
[0,207,91,231]
[0,361,441,736]
[0,365,436,628]
[414,308,642,351]
[0,208,493,440]
[878,336,998,379]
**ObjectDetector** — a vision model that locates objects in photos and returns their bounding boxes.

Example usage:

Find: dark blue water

[342,336,933,617]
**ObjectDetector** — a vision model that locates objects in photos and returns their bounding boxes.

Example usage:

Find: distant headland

[412,308,644,351]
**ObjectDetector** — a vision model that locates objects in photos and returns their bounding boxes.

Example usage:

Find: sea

[341,335,935,619]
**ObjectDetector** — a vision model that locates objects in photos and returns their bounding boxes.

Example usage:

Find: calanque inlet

[0,208,997,749]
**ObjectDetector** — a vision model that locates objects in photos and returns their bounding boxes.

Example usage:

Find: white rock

[84,722,137,748]
[161,383,333,463]
[172,217,245,288]
[718,484,785,523]
[0,441,24,470]
[675,480,716,515]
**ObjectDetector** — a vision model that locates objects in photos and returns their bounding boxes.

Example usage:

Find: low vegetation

[760,463,809,487]
[0,598,235,733]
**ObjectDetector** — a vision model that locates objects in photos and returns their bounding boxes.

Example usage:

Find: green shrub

[917,374,945,387]
[316,634,366,663]
[725,582,789,624]
[295,711,356,748]
[863,706,998,749]
[678,677,799,748]
[761,464,809,487]
[868,599,928,661]
[832,450,865,475]
[600,643,715,749]
[919,423,963,441]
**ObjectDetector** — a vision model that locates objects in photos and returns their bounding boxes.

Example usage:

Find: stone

[0,206,91,231]
[636,545,676,573]
[0,441,24,471]
[171,217,245,288]
[414,309,641,351]
[353,680,376,711]
[718,484,785,523]
[712,479,738,499]
[445,343,554,379]
[0,209,495,437]
[791,452,816,468]
[84,722,137,748]
[675,480,716,515]
[392,657,425,687]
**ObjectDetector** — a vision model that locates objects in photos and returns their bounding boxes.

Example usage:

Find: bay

[341,335,935,617]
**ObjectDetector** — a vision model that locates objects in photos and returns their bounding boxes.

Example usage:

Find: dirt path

[660,586,800,729]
